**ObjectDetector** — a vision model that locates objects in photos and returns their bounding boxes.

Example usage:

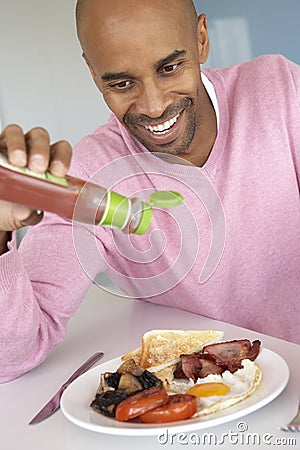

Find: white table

[1,284,299,450]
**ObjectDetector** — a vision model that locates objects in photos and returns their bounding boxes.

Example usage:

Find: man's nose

[135,79,170,118]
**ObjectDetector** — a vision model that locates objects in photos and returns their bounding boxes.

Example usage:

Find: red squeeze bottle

[0,154,183,235]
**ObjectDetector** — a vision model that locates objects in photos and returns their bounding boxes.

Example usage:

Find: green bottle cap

[98,191,131,229]
[133,202,153,235]
[149,190,183,208]
[133,191,183,235]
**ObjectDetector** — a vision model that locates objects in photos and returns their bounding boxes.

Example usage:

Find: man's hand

[0,124,72,250]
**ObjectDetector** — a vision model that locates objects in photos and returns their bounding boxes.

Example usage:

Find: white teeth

[145,113,180,134]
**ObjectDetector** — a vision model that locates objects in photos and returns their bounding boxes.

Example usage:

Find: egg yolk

[186,382,230,397]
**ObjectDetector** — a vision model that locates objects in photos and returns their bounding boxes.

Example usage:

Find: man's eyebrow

[101,50,187,82]
[154,50,187,70]
[101,71,132,83]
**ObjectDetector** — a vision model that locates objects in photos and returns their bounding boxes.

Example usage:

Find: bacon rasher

[174,339,261,381]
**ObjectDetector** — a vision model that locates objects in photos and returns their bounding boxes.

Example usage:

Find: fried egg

[166,359,262,417]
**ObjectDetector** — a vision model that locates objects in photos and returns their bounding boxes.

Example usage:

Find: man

[0,0,299,382]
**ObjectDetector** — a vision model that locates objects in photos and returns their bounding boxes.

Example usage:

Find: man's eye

[161,63,179,74]
[111,80,132,90]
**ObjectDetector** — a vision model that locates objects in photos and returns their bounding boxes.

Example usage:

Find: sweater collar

[201,71,220,131]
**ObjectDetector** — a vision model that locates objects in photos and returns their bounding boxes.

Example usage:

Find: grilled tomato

[140,393,197,423]
[115,387,168,422]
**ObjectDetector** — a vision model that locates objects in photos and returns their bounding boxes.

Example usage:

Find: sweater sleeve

[0,119,132,382]
[288,57,300,181]
[0,214,106,383]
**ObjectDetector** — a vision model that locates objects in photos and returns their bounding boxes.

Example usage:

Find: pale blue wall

[195,0,299,65]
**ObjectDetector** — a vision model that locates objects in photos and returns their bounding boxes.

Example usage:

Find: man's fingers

[49,140,73,177]
[0,125,72,232]
[0,124,27,167]
[0,201,44,232]
[21,209,44,227]
[0,125,72,177]
[0,124,51,172]
[25,127,51,173]
[13,204,44,227]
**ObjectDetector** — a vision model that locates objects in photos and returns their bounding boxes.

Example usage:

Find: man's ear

[197,14,210,65]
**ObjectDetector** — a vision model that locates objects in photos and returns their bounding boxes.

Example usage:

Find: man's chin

[129,127,187,152]
[140,137,193,157]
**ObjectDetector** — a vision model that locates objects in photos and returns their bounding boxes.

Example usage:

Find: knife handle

[63,352,104,387]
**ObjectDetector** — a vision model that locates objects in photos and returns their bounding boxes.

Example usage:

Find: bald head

[76,0,198,53]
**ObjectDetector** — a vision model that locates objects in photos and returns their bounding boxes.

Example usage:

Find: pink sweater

[0,55,299,382]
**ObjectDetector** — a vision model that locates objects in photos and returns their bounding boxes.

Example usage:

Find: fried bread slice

[140,329,224,371]
[121,329,224,372]
[121,347,141,365]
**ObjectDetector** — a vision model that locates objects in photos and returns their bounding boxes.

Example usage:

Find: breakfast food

[139,393,198,423]
[121,329,225,370]
[90,329,262,424]
[169,355,262,418]
[115,387,169,421]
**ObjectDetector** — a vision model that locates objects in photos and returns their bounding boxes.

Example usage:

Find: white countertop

[1,284,299,450]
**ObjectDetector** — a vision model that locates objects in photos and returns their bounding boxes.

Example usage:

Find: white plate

[60,348,289,436]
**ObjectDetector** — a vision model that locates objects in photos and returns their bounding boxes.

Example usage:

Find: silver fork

[281,402,300,431]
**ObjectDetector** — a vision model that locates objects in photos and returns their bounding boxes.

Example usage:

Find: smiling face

[77,0,216,166]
